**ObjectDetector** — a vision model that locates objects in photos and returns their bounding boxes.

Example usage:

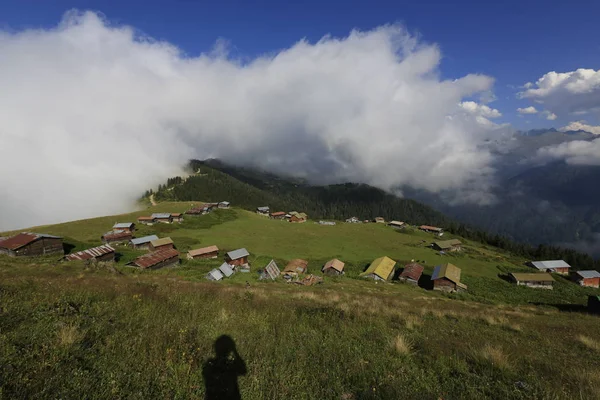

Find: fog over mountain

[1,11,600,256]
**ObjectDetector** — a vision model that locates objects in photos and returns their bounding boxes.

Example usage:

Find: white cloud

[537,139,600,165]
[0,11,500,230]
[542,111,557,120]
[517,106,538,114]
[459,101,502,118]
[560,121,600,135]
[519,69,600,115]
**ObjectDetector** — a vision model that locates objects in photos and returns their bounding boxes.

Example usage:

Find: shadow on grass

[203,335,246,400]
[418,274,434,291]
[531,302,589,313]
[63,242,76,255]
[497,273,513,284]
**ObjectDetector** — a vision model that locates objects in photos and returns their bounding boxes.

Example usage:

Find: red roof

[129,248,179,269]
[137,216,155,221]
[171,213,182,217]
[0,232,61,250]
[401,263,424,281]
[102,231,132,241]
[65,245,115,261]
[270,211,286,217]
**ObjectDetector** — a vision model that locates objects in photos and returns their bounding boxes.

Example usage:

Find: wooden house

[225,248,250,267]
[137,216,156,225]
[64,245,115,263]
[187,245,219,260]
[149,237,174,252]
[259,260,281,280]
[360,256,396,281]
[322,258,345,276]
[152,213,173,224]
[432,239,463,252]
[218,201,230,209]
[419,225,443,234]
[387,221,405,229]
[171,213,183,223]
[130,235,159,250]
[289,212,308,223]
[256,207,270,216]
[283,259,309,278]
[127,248,179,270]
[399,263,424,285]
[510,273,554,289]
[101,231,132,245]
[345,217,361,223]
[270,211,286,220]
[573,270,600,288]
[186,207,203,215]
[374,217,385,224]
[0,232,64,257]
[530,260,571,275]
[431,263,467,292]
[112,222,135,232]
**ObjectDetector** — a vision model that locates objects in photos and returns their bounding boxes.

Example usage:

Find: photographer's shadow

[203,335,247,400]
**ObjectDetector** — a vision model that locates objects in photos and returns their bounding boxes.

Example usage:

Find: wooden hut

[256,207,270,216]
[374,217,385,224]
[152,213,173,224]
[573,270,600,288]
[171,213,183,223]
[399,263,424,285]
[64,245,115,263]
[112,222,135,232]
[360,256,396,281]
[130,235,159,250]
[509,272,554,289]
[137,216,156,225]
[530,260,571,275]
[187,245,219,260]
[431,263,467,292]
[101,231,132,245]
[322,259,345,276]
[218,201,230,209]
[289,212,307,223]
[283,259,309,278]
[127,248,179,270]
[270,211,287,220]
[0,233,64,257]
[419,225,443,234]
[225,248,250,267]
[387,221,405,229]
[149,237,174,252]
[432,239,463,252]
[259,260,281,280]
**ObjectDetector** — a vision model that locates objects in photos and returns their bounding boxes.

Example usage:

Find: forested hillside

[146,159,600,271]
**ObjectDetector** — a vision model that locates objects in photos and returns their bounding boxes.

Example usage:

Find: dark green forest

[148,159,600,271]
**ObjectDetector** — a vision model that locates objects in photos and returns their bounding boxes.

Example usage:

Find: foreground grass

[1,260,600,399]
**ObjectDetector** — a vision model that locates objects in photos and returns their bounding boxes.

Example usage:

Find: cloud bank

[517,106,538,114]
[0,11,502,231]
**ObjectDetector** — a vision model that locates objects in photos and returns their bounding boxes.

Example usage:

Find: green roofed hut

[510,272,554,289]
[431,263,467,292]
[360,256,396,281]
[432,239,462,252]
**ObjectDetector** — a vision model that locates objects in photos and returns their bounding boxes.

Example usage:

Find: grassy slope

[2,203,600,399]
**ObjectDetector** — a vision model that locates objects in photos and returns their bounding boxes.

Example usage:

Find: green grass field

[1,203,600,399]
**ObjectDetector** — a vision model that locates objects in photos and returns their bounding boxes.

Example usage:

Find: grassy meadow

[1,203,600,399]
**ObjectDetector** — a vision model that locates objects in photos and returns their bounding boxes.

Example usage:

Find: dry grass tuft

[479,344,510,369]
[404,315,422,330]
[577,335,600,352]
[392,334,413,355]
[57,324,82,346]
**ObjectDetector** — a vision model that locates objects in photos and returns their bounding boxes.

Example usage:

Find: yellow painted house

[360,256,396,281]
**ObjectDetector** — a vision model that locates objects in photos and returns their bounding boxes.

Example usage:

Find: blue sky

[1,0,598,130]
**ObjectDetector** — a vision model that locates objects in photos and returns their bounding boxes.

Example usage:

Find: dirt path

[149,194,157,206]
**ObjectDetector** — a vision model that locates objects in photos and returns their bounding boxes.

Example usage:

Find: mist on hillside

[0,10,510,231]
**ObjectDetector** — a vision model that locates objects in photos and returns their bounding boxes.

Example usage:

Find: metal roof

[151,213,172,219]
[102,231,132,241]
[130,235,159,245]
[257,207,270,212]
[432,263,462,285]
[531,260,572,271]
[219,201,230,205]
[0,232,62,250]
[226,248,249,260]
[576,270,600,279]
[434,239,462,249]
[323,259,345,272]
[360,256,396,280]
[128,248,179,269]
[284,259,309,274]
[262,260,281,280]
[388,221,405,226]
[219,263,235,277]
[188,245,219,257]
[510,272,555,282]
[113,222,134,229]
[400,263,424,281]
[65,245,115,261]
[420,225,443,232]
[207,268,224,281]
[150,237,174,247]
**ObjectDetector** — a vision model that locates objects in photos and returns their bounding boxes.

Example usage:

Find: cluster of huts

[258,207,308,223]
[186,201,230,215]
[508,260,600,289]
